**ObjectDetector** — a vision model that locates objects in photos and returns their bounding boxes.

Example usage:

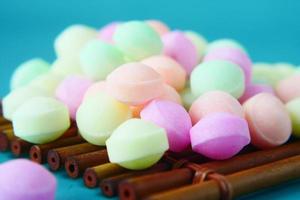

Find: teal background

[0,0,300,199]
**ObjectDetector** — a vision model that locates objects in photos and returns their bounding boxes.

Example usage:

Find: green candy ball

[114,21,163,61]
[286,98,300,137]
[190,61,245,98]
[10,58,50,90]
[80,40,126,80]
[77,92,132,146]
[12,97,70,144]
[207,39,247,54]
[106,118,169,170]
[180,87,197,110]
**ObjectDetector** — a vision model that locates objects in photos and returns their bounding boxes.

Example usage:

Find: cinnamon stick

[10,138,32,156]
[0,129,15,151]
[145,155,300,200]
[119,141,300,200]
[100,162,172,197]
[47,142,103,171]
[29,136,84,163]
[0,123,12,131]
[65,149,109,178]
[83,163,127,188]
[0,117,9,125]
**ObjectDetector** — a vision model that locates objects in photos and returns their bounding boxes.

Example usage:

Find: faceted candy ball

[243,93,291,149]
[276,74,300,103]
[286,98,300,137]
[54,25,97,59]
[239,83,274,104]
[0,159,56,200]
[146,20,170,36]
[141,100,192,152]
[29,72,64,95]
[180,87,197,110]
[162,31,198,75]
[204,47,252,85]
[51,58,83,76]
[184,31,207,62]
[190,60,245,98]
[97,22,120,44]
[207,39,247,54]
[83,81,107,100]
[106,119,169,170]
[77,92,132,146]
[12,97,70,144]
[114,21,163,61]
[189,91,244,125]
[10,58,50,90]
[190,113,250,160]
[252,63,275,85]
[55,75,93,119]
[141,55,186,91]
[106,62,164,105]
[2,86,51,120]
[80,40,126,80]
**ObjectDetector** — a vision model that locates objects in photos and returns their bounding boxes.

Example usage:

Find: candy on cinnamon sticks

[47,142,103,171]
[0,129,15,151]
[119,141,300,200]
[10,138,33,156]
[145,155,300,200]
[65,149,109,178]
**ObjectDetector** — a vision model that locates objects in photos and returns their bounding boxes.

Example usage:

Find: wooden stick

[83,163,128,188]
[65,149,109,178]
[29,136,84,164]
[145,155,300,200]
[118,141,300,200]
[47,143,103,171]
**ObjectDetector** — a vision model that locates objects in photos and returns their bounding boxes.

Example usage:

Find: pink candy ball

[162,31,198,75]
[190,112,250,160]
[83,81,107,100]
[243,93,292,149]
[106,62,164,105]
[97,22,120,44]
[189,91,244,125]
[56,75,93,119]
[141,100,192,152]
[146,20,170,36]
[276,74,300,103]
[239,83,274,104]
[0,159,56,200]
[204,47,252,85]
[141,55,186,91]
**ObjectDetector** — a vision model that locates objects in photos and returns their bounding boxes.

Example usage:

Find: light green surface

[207,38,247,54]
[286,98,300,137]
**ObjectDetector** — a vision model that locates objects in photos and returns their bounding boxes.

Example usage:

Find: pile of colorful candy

[2,20,300,187]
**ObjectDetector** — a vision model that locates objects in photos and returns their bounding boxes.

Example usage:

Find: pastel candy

[97,22,120,43]
[83,81,107,100]
[51,58,83,76]
[2,86,51,120]
[54,25,97,59]
[190,60,245,98]
[185,31,207,62]
[55,75,93,119]
[189,91,244,124]
[29,72,64,95]
[162,31,198,74]
[80,40,126,80]
[286,98,300,137]
[190,112,250,160]
[239,83,274,104]
[141,55,186,91]
[10,58,50,90]
[207,39,247,54]
[106,119,169,169]
[146,20,170,36]
[114,21,163,61]
[243,93,291,149]
[106,62,164,105]
[276,74,300,103]
[12,97,70,144]
[180,87,197,110]
[76,92,132,146]
[141,100,192,152]
[0,159,56,200]
[204,47,252,85]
